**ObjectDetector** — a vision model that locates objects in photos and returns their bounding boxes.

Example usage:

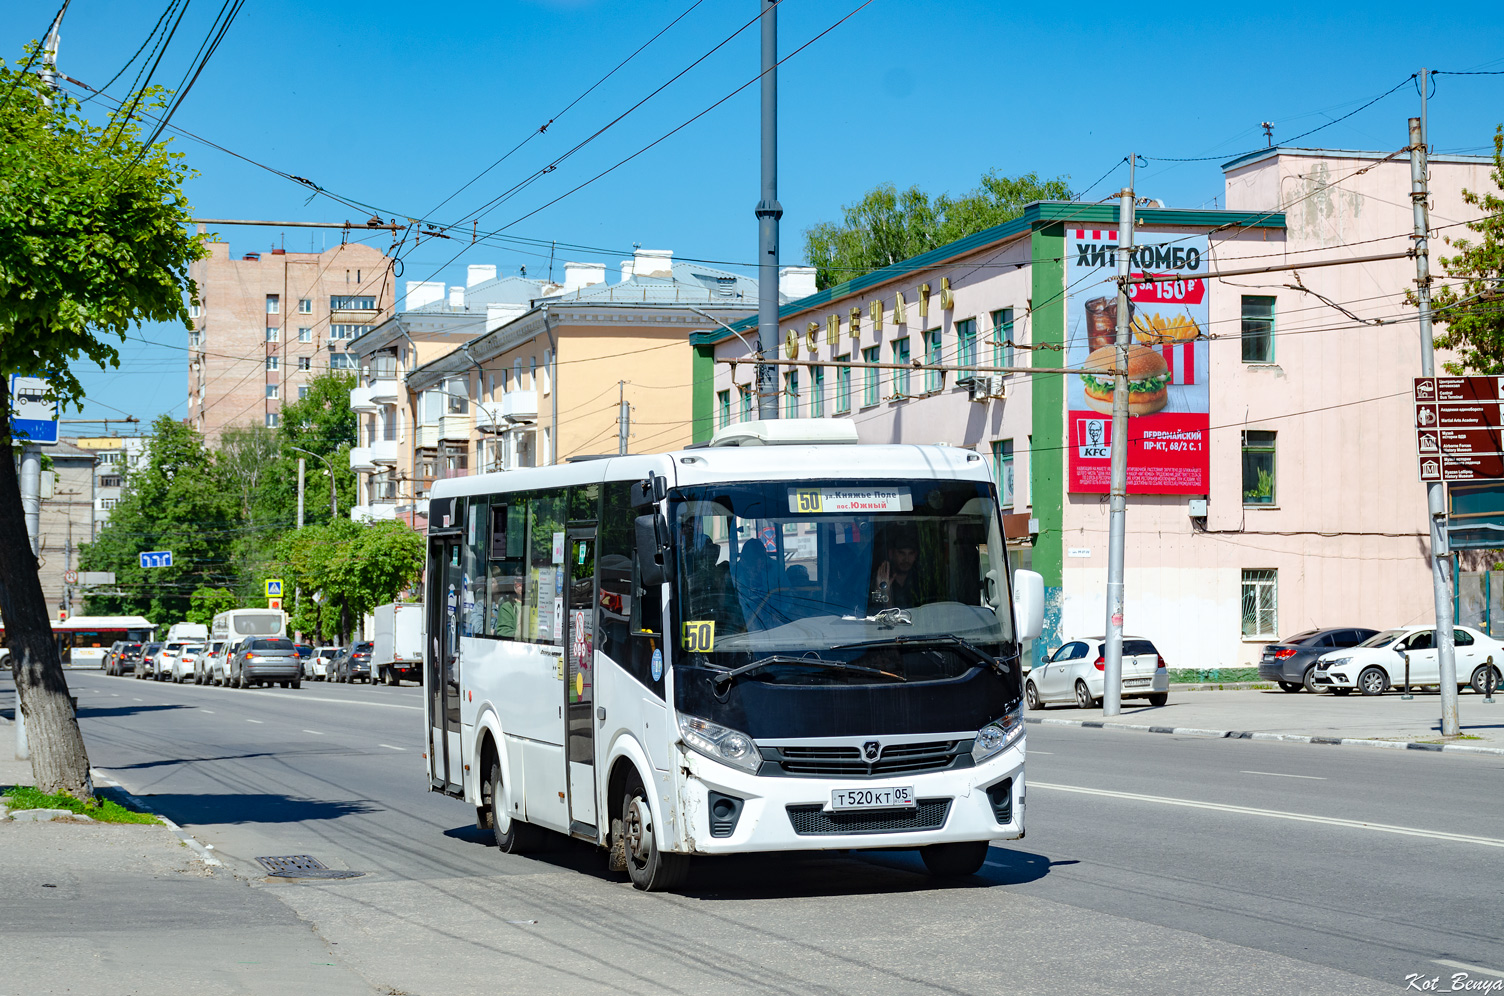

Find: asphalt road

[25,669,1504,994]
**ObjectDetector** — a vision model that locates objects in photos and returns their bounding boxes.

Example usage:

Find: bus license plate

[830,786,916,811]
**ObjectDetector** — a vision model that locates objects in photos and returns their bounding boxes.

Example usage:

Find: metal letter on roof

[870,300,883,332]
[810,321,824,348]
[827,315,839,345]
[940,277,954,310]
[894,292,907,325]
[849,306,862,340]
[785,329,800,359]
[918,283,931,320]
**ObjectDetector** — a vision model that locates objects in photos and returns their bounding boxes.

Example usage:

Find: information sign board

[1415,377,1504,482]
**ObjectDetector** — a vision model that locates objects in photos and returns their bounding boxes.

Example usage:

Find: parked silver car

[229,637,302,689]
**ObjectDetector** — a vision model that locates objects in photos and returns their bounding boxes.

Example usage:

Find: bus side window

[600,481,664,696]
[486,500,527,640]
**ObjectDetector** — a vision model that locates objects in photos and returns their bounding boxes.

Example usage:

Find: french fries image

[1132,312,1200,345]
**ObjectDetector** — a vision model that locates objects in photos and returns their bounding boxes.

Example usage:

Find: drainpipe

[460,343,486,472]
[397,323,421,528]
[542,310,558,465]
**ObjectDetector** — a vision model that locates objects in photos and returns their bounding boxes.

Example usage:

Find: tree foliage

[187,586,239,627]
[803,169,1074,290]
[280,519,424,644]
[1430,125,1504,374]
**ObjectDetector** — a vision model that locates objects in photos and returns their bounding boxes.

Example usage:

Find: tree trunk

[0,428,93,801]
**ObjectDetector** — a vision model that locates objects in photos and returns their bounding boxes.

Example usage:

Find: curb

[90,769,223,868]
[1023,717,1504,757]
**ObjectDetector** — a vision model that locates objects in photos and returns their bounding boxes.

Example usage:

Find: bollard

[1401,651,1414,700]
[1485,655,1497,705]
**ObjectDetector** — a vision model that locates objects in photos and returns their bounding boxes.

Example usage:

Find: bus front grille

[764,740,967,777]
[785,798,951,836]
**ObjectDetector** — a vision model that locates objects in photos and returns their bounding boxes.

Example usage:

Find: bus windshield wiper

[830,634,1009,673]
[711,655,906,692]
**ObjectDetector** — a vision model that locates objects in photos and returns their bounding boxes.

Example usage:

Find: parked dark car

[294,643,315,679]
[106,641,143,676]
[1259,628,1380,692]
[334,642,373,684]
[229,637,302,689]
[136,642,165,679]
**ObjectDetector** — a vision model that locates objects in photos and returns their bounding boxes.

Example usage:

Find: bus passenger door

[564,528,598,833]
[427,536,464,795]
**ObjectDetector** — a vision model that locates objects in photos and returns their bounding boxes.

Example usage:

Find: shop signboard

[1065,228,1210,494]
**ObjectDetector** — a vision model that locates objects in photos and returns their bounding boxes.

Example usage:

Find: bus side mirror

[635,513,674,587]
[1013,569,1044,642]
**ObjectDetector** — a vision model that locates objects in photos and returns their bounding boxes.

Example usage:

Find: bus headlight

[972,702,1025,764]
[678,714,762,774]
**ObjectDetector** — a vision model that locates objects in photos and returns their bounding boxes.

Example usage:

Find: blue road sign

[139,551,174,568]
[10,375,58,446]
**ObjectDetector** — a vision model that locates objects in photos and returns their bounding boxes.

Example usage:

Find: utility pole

[617,381,630,455]
[1102,159,1137,718]
[296,457,306,529]
[1411,109,1460,736]
[754,0,782,419]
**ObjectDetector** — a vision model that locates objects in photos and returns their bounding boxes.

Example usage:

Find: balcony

[499,390,537,422]
[350,502,398,522]
[474,402,503,433]
[416,423,439,448]
[439,413,472,442]
[331,308,382,325]
[370,438,399,465]
[368,378,400,405]
[349,446,376,472]
[350,384,376,412]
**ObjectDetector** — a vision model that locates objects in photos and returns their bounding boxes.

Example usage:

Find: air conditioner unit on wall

[960,375,1005,402]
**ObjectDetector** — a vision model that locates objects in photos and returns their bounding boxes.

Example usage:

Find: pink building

[697,145,1495,676]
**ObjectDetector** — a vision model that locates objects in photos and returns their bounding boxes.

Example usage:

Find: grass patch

[2,785,160,825]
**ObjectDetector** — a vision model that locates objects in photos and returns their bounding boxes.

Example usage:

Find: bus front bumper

[670,741,1025,855]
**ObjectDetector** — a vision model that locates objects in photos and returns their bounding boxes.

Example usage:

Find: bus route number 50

[683,620,715,653]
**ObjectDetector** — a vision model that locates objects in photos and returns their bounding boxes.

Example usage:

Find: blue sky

[4,0,1503,433]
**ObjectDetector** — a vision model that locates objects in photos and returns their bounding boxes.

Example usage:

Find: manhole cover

[256,854,363,880]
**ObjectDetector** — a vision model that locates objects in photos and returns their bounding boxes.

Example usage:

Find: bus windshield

[671,478,1012,683]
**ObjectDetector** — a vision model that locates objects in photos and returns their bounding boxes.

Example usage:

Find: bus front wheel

[620,776,689,892]
[488,763,545,854]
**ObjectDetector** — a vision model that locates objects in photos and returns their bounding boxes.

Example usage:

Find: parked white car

[154,642,188,681]
[196,641,226,685]
[312,647,341,681]
[170,645,205,683]
[1312,625,1504,696]
[1026,636,1169,709]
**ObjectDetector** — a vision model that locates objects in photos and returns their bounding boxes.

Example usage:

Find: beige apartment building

[187,237,394,443]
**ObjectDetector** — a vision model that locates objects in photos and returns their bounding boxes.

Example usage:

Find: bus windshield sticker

[682,620,715,653]
[787,487,913,514]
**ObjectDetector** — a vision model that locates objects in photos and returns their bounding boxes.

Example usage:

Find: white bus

[425,422,1043,890]
[211,608,287,649]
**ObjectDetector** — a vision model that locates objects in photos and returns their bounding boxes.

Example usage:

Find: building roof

[537,262,760,306]
[692,200,1289,346]
[1221,145,1495,172]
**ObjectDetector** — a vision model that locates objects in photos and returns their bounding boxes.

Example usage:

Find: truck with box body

[372,602,423,685]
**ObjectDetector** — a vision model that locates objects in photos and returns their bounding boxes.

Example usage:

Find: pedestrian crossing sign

[265,578,284,598]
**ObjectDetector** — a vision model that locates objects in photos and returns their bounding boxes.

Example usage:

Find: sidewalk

[1030,686,1504,754]
[0,742,376,995]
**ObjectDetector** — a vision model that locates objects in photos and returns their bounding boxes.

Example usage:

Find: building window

[299,386,309,399]
[924,329,943,392]
[446,377,469,415]
[265,412,280,428]
[861,346,880,407]
[188,331,201,347]
[514,358,523,388]
[266,356,279,371]
[99,474,122,488]
[298,327,312,343]
[329,352,354,369]
[501,369,510,393]
[298,298,312,314]
[1242,430,1276,505]
[266,295,279,315]
[739,384,753,421]
[330,324,368,340]
[835,355,851,413]
[266,384,279,399]
[891,337,911,398]
[529,357,537,390]
[330,295,375,310]
[994,439,1015,510]
[295,356,309,370]
[541,350,552,394]
[957,318,977,372]
[1242,295,1275,363]
[99,497,117,511]
[717,390,731,428]
[265,326,279,342]
[992,308,1014,370]
[811,366,825,417]
[189,302,201,319]
[1241,569,1278,638]
[784,370,799,419]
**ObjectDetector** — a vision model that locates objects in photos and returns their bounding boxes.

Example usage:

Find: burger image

[1079,345,1170,416]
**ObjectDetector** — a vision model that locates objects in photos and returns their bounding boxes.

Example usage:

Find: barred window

[1241,569,1277,638]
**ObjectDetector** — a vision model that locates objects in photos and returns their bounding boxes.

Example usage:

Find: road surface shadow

[139,792,382,827]
[75,703,192,719]
[442,823,1056,897]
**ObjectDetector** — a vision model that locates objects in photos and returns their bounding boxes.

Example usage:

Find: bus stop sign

[10,375,58,446]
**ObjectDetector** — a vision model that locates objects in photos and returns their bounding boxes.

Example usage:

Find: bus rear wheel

[920,840,990,878]
[488,763,545,854]
[620,775,689,892]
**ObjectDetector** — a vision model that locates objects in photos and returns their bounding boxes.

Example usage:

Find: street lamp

[287,446,338,521]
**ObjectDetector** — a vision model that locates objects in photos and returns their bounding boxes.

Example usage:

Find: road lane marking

[1240,770,1326,780]
[1029,781,1504,848]
[111,694,119,697]
[303,730,324,735]
[379,744,405,751]
[132,697,142,702]
[201,710,214,714]
[1027,751,1054,755]
[1433,959,1504,979]
[246,719,263,724]
[239,689,421,711]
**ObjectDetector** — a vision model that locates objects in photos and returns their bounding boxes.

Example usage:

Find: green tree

[1429,125,1504,374]
[273,370,359,526]
[187,586,239,627]
[803,169,1073,290]
[0,56,206,799]
[279,519,423,644]
[79,416,240,627]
